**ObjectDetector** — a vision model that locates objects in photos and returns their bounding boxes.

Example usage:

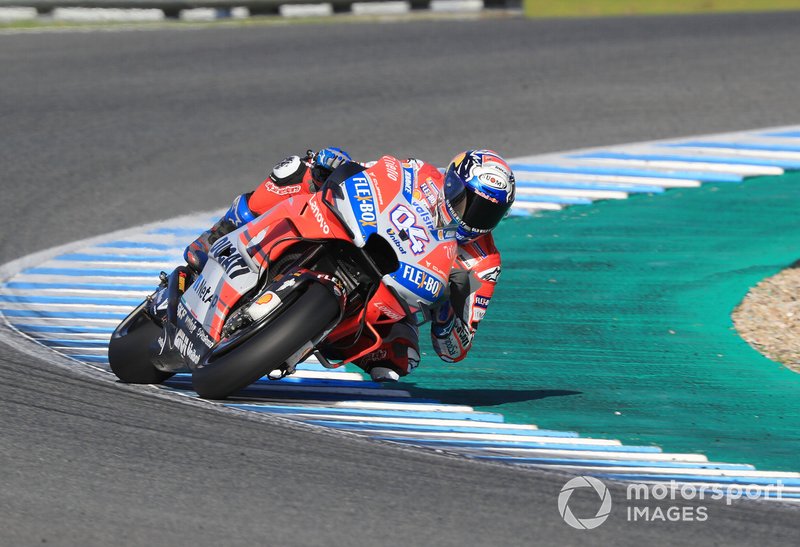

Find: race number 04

[390,205,429,255]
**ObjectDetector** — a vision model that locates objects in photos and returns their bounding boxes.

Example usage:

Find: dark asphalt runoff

[2,12,800,546]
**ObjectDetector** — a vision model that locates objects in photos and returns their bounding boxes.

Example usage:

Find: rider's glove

[311,147,352,185]
[431,304,456,339]
[184,194,255,271]
[430,303,473,363]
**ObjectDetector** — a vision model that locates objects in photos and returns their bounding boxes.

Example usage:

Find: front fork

[147,265,195,372]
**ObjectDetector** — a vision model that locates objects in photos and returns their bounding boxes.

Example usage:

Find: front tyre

[192,282,340,400]
[109,302,175,384]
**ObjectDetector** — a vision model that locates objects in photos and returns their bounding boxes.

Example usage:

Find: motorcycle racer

[184,147,515,382]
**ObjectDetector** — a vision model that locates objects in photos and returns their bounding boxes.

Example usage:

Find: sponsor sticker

[478,266,501,283]
[174,329,201,364]
[396,262,443,302]
[384,157,400,182]
[248,291,281,321]
[308,196,331,235]
[401,165,414,203]
[316,273,346,298]
[420,180,439,206]
[347,175,378,238]
[264,179,301,196]
[390,205,429,255]
[385,228,408,255]
[192,275,217,306]
[478,172,508,191]
[210,238,251,279]
[374,302,405,321]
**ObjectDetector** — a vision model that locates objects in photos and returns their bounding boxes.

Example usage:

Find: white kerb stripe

[516,187,627,200]
[512,202,563,211]
[511,171,701,188]
[290,414,539,429]
[580,157,783,176]
[368,429,621,445]
[468,447,709,463]
[333,401,476,413]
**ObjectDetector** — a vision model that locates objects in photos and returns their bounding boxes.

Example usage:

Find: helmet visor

[444,168,468,219]
[445,166,509,233]
[460,191,510,232]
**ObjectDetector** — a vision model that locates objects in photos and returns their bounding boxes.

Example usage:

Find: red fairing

[244,155,503,371]
[248,168,315,215]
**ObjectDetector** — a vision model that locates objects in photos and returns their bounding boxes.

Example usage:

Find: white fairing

[333,157,459,308]
[180,228,260,335]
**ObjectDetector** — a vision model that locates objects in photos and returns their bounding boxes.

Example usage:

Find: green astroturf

[523,0,800,18]
[403,172,800,471]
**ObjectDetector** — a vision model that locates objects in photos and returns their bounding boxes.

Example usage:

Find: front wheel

[109,302,174,384]
[191,282,340,400]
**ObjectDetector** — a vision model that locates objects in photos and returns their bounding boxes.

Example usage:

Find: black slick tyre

[109,303,174,384]
[191,282,339,400]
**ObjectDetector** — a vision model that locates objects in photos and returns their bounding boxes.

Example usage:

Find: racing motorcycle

[108,157,459,399]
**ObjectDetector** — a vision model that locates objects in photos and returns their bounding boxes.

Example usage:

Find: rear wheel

[192,282,340,400]
[109,303,174,384]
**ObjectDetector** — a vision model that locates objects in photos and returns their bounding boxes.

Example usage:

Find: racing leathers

[184,151,502,381]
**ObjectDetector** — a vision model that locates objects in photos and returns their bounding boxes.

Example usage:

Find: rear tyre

[192,282,340,400]
[109,303,174,384]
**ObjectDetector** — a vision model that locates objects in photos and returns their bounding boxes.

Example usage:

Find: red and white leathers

[193,154,502,379]
[429,234,501,363]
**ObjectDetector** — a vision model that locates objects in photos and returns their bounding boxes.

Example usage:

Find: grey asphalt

[1,12,799,546]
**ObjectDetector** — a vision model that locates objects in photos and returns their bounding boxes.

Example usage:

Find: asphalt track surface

[2,12,800,546]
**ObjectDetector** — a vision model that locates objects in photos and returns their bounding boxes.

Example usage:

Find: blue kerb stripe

[517,179,664,194]
[38,339,109,348]
[0,294,141,306]
[515,194,592,205]
[167,375,381,390]
[26,268,162,277]
[295,362,343,372]
[252,376,376,388]
[168,385,438,404]
[0,309,127,319]
[574,151,800,170]
[309,399,479,409]
[762,131,800,138]
[305,419,579,437]
[148,227,204,236]
[595,473,800,487]
[509,163,742,183]
[97,241,177,250]
[664,141,800,153]
[472,455,754,470]
[73,355,108,363]
[376,437,659,452]
[5,281,154,291]
[55,253,177,263]
[10,324,115,334]
[226,404,504,422]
